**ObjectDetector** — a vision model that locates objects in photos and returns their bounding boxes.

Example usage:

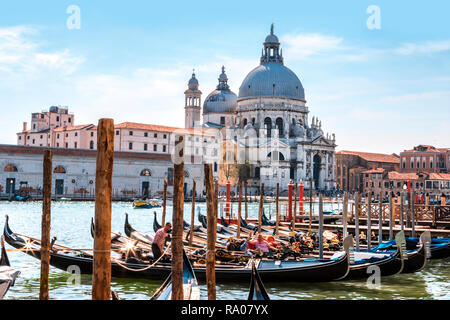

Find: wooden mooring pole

[40,149,52,300]
[189,180,196,247]
[355,192,360,252]
[244,182,248,221]
[400,193,404,231]
[367,194,372,250]
[275,183,280,235]
[343,191,348,237]
[162,179,167,227]
[411,191,415,238]
[92,118,114,300]
[389,192,394,240]
[204,164,217,300]
[258,182,264,234]
[378,191,383,244]
[171,134,185,300]
[237,181,242,239]
[319,193,324,259]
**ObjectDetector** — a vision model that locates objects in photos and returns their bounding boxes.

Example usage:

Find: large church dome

[238,25,305,102]
[203,66,237,114]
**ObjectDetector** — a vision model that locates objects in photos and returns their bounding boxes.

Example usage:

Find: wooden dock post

[244,181,248,220]
[309,178,313,234]
[355,192,360,252]
[389,192,394,240]
[204,164,217,300]
[343,191,348,237]
[411,191,415,238]
[40,149,52,300]
[92,118,114,300]
[378,191,383,244]
[171,134,185,300]
[292,182,298,231]
[400,193,404,231]
[237,181,242,239]
[258,182,264,234]
[162,179,167,227]
[275,183,280,235]
[189,180,196,247]
[367,194,372,250]
[319,193,324,259]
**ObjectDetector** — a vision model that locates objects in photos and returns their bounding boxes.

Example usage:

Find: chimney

[23,122,28,132]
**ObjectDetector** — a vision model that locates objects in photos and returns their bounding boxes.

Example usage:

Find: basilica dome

[203,66,237,114]
[238,25,305,102]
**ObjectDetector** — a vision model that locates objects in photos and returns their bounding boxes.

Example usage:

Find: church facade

[185,26,337,192]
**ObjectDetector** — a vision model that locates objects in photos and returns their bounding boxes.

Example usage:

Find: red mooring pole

[288,180,293,221]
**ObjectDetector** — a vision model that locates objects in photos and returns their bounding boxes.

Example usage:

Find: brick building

[335,151,400,192]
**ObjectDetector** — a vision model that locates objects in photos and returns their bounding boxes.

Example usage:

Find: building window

[154,133,158,138]
[116,130,120,135]
[68,118,71,123]
[144,132,148,137]
[140,169,151,176]
[129,142,133,150]
[65,143,68,148]
[56,143,60,147]
[255,167,260,179]
[19,136,21,140]
[74,142,77,149]
[129,131,133,136]
[163,145,167,152]
[144,144,148,151]
[90,132,94,137]
[214,162,217,172]
[75,132,78,137]
[220,117,225,125]
[32,139,35,144]
[89,141,94,149]
[153,144,157,152]
[40,135,43,139]
[163,134,167,139]
[56,116,60,122]
[57,134,60,139]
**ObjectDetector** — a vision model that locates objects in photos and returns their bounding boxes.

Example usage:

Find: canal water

[1,201,449,300]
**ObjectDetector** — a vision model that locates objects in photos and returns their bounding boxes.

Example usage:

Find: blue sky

[0,0,449,154]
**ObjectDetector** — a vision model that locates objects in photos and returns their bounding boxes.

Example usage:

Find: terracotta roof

[336,150,400,163]
[387,172,418,180]
[53,124,94,132]
[115,122,180,132]
[428,173,450,180]
[362,168,385,174]
[401,145,449,153]
[0,145,172,161]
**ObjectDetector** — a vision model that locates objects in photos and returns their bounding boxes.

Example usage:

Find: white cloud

[281,33,344,59]
[0,25,84,77]
[394,40,450,56]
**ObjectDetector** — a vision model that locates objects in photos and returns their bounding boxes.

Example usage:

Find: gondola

[125,213,154,245]
[373,235,450,260]
[151,250,200,300]
[247,261,270,300]
[261,212,275,226]
[4,216,352,282]
[0,235,20,299]
[196,212,234,236]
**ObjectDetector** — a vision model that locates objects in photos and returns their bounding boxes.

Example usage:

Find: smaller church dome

[290,123,305,137]
[203,66,237,114]
[187,71,199,90]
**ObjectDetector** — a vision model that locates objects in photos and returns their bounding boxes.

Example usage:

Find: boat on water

[4,216,352,282]
[248,261,270,301]
[151,250,200,300]
[132,199,162,209]
[0,235,20,299]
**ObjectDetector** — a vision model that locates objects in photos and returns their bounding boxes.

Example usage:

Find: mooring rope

[113,242,173,272]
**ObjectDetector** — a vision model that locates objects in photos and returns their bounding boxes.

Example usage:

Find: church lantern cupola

[184,70,202,128]
[260,24,284,65]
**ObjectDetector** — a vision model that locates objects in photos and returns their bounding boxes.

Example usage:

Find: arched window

[4,164,18,172]
[264,118,272,137]
[53,166,66,174]
[267,151,285,161]
[243,118,248,127]
[90,141,94,150]
[140,169,151,176]
[275,118,283,136]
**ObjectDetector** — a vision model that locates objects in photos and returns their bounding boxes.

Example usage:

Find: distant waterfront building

[12,25,337,195]
[399,145,449,174]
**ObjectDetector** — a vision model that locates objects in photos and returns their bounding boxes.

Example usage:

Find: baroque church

[184,25,336,192]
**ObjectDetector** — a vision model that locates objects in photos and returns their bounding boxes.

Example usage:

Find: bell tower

[184,70,202,128]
